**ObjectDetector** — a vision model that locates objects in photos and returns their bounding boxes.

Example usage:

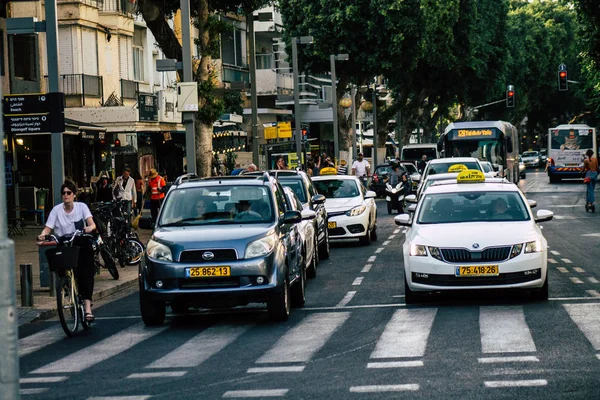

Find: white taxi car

[312,175,378,246]
[416,157,483,193]
[395,170,553,303]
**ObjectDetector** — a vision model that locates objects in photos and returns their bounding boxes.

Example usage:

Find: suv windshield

[278,178,307,203]
[417,191,530,224]
[158,185,274,226]
[313,179,360,198]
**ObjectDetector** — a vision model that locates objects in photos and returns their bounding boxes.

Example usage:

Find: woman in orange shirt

[583,149,598,212]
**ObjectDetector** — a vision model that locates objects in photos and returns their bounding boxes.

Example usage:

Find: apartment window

[133,27,145,81]
[221,26,246,68]
[0,30,4,76]
[13,35,36,81]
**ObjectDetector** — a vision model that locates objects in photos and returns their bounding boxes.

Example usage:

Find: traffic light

[558,69,568,91]
[301,128,307,136]
[506,85,515,108]
[114,138,121,147]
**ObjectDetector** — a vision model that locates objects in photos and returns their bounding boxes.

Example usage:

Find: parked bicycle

[43,230,92,337]
[92,233,119,280]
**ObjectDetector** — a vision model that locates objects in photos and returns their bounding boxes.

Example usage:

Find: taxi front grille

[440,247,511,263]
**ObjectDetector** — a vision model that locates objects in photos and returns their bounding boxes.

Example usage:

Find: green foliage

[223,91,243,115]
[197,70,225,124]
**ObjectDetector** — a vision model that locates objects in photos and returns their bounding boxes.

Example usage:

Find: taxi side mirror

[311,194,326,205]
[535,209,553,222]
[407,204,417,213]
[527,199,537,209]
[394,214,412,227]
[405,194,417,203]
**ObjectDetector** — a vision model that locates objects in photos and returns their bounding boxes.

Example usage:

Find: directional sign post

[3,92,65,134]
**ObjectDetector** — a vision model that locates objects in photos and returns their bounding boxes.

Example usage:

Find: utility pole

[181,0,196,174]
[292,36,313,168]
[372,80,378,168]
[351,85,357,161]
[330,54,348,164]
[248,12,259,165]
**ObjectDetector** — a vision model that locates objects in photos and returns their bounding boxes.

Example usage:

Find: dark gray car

[139,174,306,325]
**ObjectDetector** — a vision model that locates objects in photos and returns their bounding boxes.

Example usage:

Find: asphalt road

[18,168,600,399]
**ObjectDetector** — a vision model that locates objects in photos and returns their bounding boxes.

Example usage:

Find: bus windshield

[550,129,593,150]
[447,139,505,166]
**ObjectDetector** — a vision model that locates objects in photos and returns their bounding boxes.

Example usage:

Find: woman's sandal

[84,313,95,323]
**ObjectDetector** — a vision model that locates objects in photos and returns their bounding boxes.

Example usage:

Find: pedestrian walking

[147,168,166,225]
[352,152,370,187]
[113,167,136,216]
[95,175,113,203]
[417,154,428,173]
[583,149,598,212]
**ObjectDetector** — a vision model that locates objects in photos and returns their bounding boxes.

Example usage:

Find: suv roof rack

[173,173,199,186]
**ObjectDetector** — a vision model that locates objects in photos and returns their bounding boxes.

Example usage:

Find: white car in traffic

[312,175,378,246]
[395,171,553,303]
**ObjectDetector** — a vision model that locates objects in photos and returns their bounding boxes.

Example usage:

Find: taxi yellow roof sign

[319,166,338,175]
[457,169,486,183]
[448,164,468,173]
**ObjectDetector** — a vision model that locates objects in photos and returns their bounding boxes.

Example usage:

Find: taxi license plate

[328,221,337,229]
[455,265,499,277]
[186,266,231,278]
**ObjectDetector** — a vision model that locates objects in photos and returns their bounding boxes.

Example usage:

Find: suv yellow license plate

[328,221,337,229]
[455,265,499,277]
[186,267,231,278]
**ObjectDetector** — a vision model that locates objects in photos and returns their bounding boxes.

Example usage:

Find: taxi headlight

[245,234,276,259]
[346,205,367,217]
[525,240,541,253]
[510,243,523,259]
[428,246,443,261]
[410,244,427,257]
[146,239,173,262]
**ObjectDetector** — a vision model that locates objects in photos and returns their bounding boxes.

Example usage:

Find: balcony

[120,79,139,100]
[58,0,104,9]
[102,0,135,15]
[222,65,250,86]
[256,53,274,70]
[43,74,104,106]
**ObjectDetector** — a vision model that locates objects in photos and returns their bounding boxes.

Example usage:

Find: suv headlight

[346,205,367,217]
[146,239,173,261]
[246,234,276,259]
[525,240,541,253]
[410,244,427,257]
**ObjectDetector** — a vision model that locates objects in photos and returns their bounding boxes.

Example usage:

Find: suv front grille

[179,277,240,289]
[179,249,238,263]
[440,247,511,263]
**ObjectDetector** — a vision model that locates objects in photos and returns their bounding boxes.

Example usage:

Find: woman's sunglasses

[62,191,73,195]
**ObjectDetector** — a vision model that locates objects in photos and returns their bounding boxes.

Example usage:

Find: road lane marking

[570,277,584,284]
[361,264,372,273]
[586,290,600,298]
[388,235,396,239]
[548,259,557,264]
[247,366,305,373]
[368,256,377,262]
[487,368,546,376]
[147,325,249,369]
[370,309,437,359]
[478,356,539,364]
[375,247,384,254]
[394,229,400,234]
[128,371,187,379]
[562,258,573,264]
[563,304,600,350]
[557,267,568,273]
[484,380,547,388]
[573,267,586,273]
[88,397,151,400]
[336,291,356,308]
[352,277,364,286]
[367,361,424,368]
[550,250,561,256]
[256,312,349,363]
[349,384,419,393]
[588,277,600,284]
[20,389,49,395]
[31,323,168,374]
[223,389,288,398]
[596,354,600,360]
[480,306,536,353]
[19,325,65,357]
[382,240,391,246]
[20,376,67,383]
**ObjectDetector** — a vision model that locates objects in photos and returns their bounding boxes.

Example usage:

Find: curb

[23,276,138,325]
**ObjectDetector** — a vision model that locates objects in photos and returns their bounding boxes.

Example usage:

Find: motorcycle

[385,181,406,215]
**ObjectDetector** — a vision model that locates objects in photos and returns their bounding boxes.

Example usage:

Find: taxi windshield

[313,179,360,198]
[427,161,481,175]
[417,191,530,224]
[158,186,274,226]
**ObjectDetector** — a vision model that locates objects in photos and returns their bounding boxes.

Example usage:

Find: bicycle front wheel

[56,272,79,337]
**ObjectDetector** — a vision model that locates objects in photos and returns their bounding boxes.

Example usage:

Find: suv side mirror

[282,210,302,224]
[311,194,326,205]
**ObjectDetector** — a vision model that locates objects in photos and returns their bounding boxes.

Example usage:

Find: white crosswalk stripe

[563,303,600,350]
[19,325,65,357]
[31,323,167,374]
[146,325,250,369]
[480,306,536,353]
[256,312,349,364]
[370,309,437,359]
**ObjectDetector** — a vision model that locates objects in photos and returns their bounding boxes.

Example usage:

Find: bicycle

[43,230,93,337]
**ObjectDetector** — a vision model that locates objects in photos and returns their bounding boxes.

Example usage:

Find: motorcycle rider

[386,162,408,213]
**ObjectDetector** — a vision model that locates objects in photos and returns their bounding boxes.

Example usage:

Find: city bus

[437,121,520,183]
[546,124,597,183]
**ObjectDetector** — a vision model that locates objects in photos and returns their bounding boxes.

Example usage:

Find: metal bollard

[49,271,56,297]
[20,263,34,307]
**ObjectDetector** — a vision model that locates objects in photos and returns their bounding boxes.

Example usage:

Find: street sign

[139,93,158,121]
[278,121,292,138]
[3,92,64,134]
[558,63,567,71]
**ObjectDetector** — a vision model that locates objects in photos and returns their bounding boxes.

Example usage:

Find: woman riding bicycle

[583,149,598,211]
[37,181,97,322]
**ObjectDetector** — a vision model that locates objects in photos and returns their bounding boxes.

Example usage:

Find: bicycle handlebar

[40,230,92,245]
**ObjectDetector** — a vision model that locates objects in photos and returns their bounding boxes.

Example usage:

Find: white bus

[437,121,520,183]
[546,124,597,183]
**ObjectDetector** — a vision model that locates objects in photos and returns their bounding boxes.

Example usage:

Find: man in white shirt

[113,167,136,216]
[352,153,370,186]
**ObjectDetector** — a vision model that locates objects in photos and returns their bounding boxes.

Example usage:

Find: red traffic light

[301,128,307,136]
[559,71,567,78]
[508,91,514,97]
[114,139,121,147]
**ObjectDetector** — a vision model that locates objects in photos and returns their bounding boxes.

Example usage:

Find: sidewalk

[12,224,152,327]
